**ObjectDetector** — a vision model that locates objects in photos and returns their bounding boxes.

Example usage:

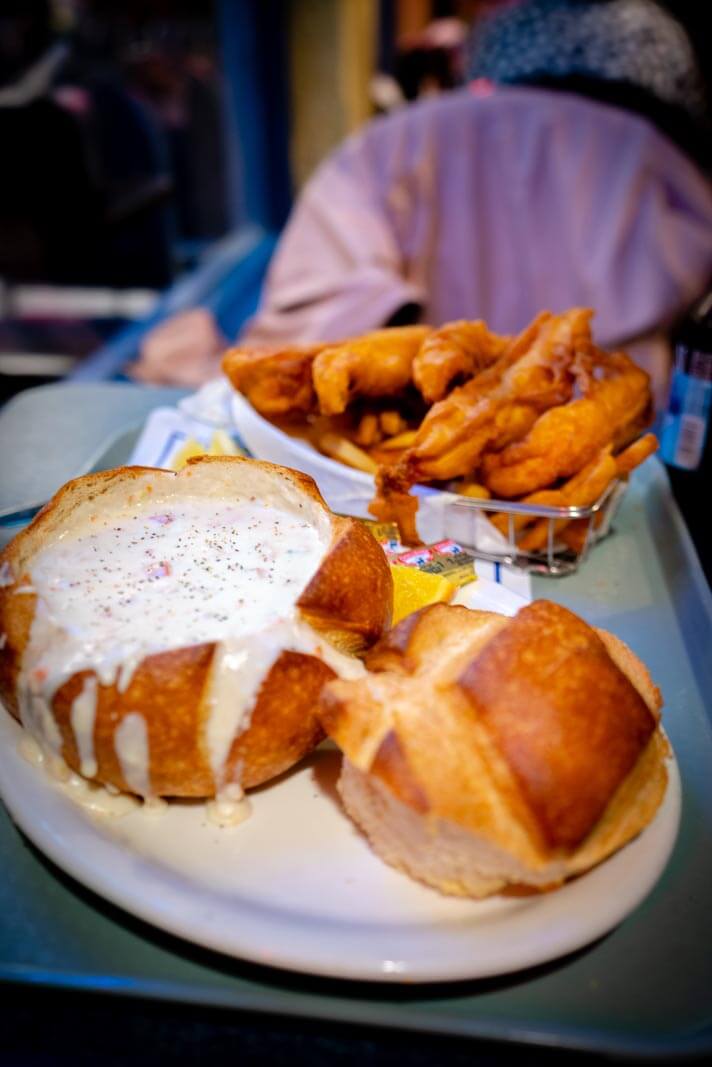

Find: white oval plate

[0,581,680,983]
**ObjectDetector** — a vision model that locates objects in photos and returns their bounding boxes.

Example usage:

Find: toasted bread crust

[228,650,334,789]
[370,729,431,815]
[298,515,392,650]
[457,601,656,849]
[52,645,217,796]
[365,602,508,683]
[0,456,392,797]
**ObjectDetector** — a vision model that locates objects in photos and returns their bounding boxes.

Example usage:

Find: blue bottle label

[660,359,712,470]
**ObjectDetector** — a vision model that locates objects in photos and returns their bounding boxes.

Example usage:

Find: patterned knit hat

[467,0,708,163]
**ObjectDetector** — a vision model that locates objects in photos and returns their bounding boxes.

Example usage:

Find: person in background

[131,0,712,406]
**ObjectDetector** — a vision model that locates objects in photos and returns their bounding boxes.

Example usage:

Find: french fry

[317,431,378,474]
[354,413,381,447]
[457,481,491,500]
[561,518,597,555]
[377,430,418,451]
[380,410,407,436]
[489,489,562,538]
[516,448,617,552]
[614,433,658,474]
[556,434,658,554]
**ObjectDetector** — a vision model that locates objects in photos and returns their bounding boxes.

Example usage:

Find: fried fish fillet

[413,320,510,403]
[312,326,430,416]
[222,342,327,416]
[370,309,592,542]
[481,351,653,498]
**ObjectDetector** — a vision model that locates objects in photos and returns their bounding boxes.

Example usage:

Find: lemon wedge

[389,564,456,625]
[170,431,245,470]
[209,429,244,457]
[170,437,207,470]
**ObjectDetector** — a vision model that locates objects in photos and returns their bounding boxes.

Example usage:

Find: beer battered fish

[481,351,653,498]
[413,320,510,403]
[222,342,326,417]
[312,326,430,415]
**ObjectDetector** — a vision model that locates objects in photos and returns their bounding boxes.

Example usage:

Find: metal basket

[447,477,629,576]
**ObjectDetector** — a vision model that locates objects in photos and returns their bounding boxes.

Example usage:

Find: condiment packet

[396,539,477,588]
[355,517,476,588]
[354,517,405,558]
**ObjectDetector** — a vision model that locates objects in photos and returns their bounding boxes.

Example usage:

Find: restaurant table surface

[1,383,711,1064]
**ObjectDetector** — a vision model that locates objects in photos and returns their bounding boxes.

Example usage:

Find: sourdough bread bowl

[0,456,392,798]
[319,600,669,898]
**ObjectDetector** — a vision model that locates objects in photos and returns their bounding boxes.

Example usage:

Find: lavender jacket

[242,86,712,397]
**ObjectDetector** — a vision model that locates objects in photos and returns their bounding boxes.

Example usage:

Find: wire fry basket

[448,478,629,576]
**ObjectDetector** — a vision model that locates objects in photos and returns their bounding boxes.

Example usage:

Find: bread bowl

[0,456,392,800]
[319,600,669,898]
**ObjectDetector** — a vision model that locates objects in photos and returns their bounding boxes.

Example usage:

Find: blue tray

[1,383,711,1059]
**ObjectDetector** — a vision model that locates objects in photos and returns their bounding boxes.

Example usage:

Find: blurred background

[0,0,710,402]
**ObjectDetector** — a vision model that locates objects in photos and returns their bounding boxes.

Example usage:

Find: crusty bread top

[365,603,508,684]
[321,600,663,857]
[457,601,657,849]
